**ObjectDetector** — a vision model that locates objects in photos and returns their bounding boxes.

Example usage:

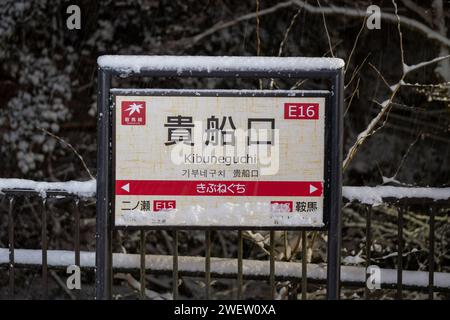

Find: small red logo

[153,200,176,212]
[270,201,293,212]
[284,103,319,120]
[121,101,146,125]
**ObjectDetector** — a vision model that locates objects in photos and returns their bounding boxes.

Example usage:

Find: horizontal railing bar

[343,198,450,206]
[1,248,449,291]
[0,189,92,198]
[0,178,95,198]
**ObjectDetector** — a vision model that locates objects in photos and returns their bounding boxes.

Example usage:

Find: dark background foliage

[1,0,448,186]
[0,0,449,299]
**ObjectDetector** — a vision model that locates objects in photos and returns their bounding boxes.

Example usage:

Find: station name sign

[112,90,328,228]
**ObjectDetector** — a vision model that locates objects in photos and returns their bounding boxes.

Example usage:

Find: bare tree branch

[342,0,450,171]
[291,0,450,48]
[179,0,450,52]
[183,0,293,49]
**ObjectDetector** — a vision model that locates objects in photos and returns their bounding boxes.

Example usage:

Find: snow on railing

[97,55,345,75]
[343,186,450,205]
[0,178,96,198]
[1,178,449,204]
[0,248,448,289]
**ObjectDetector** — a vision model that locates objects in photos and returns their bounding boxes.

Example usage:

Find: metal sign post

[96,56,344,300]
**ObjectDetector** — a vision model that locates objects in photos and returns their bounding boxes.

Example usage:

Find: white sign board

[113,91,327,228]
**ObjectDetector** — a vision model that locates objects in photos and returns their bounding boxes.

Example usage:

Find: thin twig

[345,15,368,74]
[369,62,392,90]
[50,270,76,300]
[391,131,422,179]
[277,7,302,57]
[256,0,263,90]
[270,7,303,89]
[317,0,334,57]
[344,77,361,116]
[39,128,94,180]
[345,53,370,89]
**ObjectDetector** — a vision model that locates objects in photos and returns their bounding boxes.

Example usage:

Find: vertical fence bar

[237,230,243,300]
[8,197,15,300]
[301,231,307,300]
[95,68,112,300]
[73,199,81,300]
[269,231,275,299]
[205,230,211,300]
[326,68,343,300]
[364,206,372,300]
[41,198,48,299]
[140,230,146,299]
[428,206,435,300]
[397,206,404,300]
[74,199,80,267]
[173,230,179,300]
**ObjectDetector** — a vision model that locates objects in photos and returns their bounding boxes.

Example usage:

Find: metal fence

[1,186,449,300]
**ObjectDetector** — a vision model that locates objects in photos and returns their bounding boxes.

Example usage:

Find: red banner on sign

[116,180,323,197]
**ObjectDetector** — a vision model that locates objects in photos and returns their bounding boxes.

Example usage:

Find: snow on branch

[0,248,449,289]
[404,54,450,74]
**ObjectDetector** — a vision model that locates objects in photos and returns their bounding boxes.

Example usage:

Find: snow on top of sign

[110,88,330,97]
[97,55,345,74]
[0,178,96,197]
[1,248,449,289]
[342,186,450,205]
